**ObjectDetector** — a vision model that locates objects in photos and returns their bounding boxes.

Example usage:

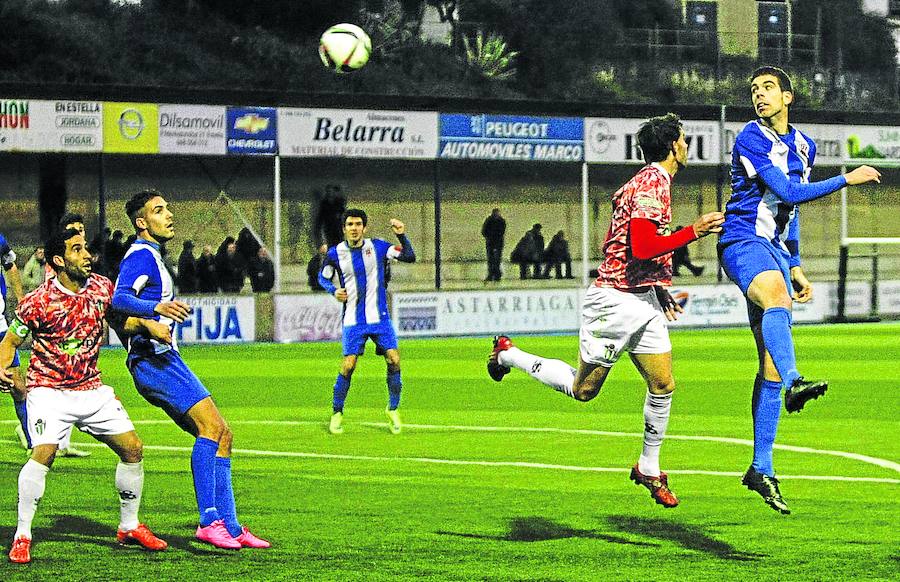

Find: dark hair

[58,212,84,228]
[637,113,682,164]
[45,228,81,272]
[751,66,793,93]
[125,189,163,229]
[342,208,368,227]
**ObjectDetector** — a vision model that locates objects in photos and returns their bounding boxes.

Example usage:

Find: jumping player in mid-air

[488,113,724,508]
[719,66,881,514]
[319,209,416,435]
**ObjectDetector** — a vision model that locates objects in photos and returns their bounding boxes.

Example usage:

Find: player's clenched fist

[334,288,348,303]
[390,219,405,235]
[692,211,725,237]
[154,300,192,323]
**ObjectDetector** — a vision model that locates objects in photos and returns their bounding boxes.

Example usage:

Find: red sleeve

[630,218,698,260]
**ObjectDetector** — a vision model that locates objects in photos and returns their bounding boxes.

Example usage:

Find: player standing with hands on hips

[718,66,881,514]
[488,113,723,508]
[319,210,416,435]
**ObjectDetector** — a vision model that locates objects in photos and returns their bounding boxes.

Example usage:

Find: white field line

[1,419,897,483]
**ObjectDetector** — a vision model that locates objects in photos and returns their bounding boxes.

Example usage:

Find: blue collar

[136,238,161,251]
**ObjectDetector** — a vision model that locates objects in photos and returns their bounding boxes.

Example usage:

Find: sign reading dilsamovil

[0,99,103,152]
[226,107,277,155]
[159,104,226,155]
[278,108,438,159]
[439,114,584,162]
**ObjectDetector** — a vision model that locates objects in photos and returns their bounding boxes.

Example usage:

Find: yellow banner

[103,102,159,153]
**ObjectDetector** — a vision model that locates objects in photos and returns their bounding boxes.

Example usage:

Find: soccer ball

[319,23,372,73]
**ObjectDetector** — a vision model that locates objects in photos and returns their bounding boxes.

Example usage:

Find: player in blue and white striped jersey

[318,208,416,435]
[0,232,26,445]
[112,190,269,550]
[718,66,881,514]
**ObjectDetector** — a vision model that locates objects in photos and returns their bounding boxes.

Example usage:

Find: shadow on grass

[607,515,764,562]
[0,515,237,557]
[437,516,657,547]
[438,515,764,562]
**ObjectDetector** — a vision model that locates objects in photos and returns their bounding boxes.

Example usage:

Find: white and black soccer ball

[319,23,372,73]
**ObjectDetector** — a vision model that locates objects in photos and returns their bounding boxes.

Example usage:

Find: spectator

[196,244,218,293]
[105,230,126,278]
[22,245,46,292]
[248,247,275,292]
[672,226,705,277]
[307,244,328,292]
[216,238,244,293]
[481,208,506,282]
[314,184,347,248]
[543,230,574,279]
[527,223,547,278]
[177,240,198,294]
[510,229,535,280]
[236,227,261,271]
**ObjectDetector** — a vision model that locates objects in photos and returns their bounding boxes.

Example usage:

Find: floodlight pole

[274,154,282,293]
[581,162,589,287]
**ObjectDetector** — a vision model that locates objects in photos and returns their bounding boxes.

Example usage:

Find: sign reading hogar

[279,108,438,159]
[226,107,277,155]
[0,99,102,152]
[439,114,584,162]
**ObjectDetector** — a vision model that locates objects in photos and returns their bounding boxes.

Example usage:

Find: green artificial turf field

[0,323,897,581]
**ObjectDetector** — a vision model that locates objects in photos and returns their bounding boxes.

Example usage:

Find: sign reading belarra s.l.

[278,108,438,159]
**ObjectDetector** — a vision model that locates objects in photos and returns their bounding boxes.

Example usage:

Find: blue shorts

[342,321,399,357]
[719,238,792,326]
[127,349,211,420]
[0,331,20,367]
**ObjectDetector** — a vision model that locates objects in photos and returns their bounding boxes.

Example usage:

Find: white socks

[638,391,673,477]
[116,461,145,532]
[498,347,577,398]
[16,459,50,540]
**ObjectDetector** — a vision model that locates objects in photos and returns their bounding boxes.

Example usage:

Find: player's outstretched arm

[758,165,881,206]
[630,212,723,260]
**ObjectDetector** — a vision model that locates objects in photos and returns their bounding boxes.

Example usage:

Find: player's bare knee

[648,378,675,395]
[120,440,143,463]
[31,445,57,468]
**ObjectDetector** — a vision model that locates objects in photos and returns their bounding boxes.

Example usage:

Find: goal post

[835,158,900,321]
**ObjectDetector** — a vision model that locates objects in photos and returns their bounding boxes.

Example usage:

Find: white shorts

[579,286,672,367]
[25,385,135,447]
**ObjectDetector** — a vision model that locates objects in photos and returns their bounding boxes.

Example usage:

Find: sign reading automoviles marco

[439,114,584,161]
[278,108,437,159]
[226,106,277,155]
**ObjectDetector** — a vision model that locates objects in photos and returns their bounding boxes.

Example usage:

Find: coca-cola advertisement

[274,294,343,343]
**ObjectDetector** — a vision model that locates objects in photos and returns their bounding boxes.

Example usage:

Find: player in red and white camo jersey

[0,228,168,564]
[488,113,724,508]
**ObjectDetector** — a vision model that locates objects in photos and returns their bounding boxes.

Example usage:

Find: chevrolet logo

[234,114,269,134]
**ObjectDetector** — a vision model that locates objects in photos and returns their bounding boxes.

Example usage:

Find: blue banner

[439,114,584,162]
[226,107,277,155]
